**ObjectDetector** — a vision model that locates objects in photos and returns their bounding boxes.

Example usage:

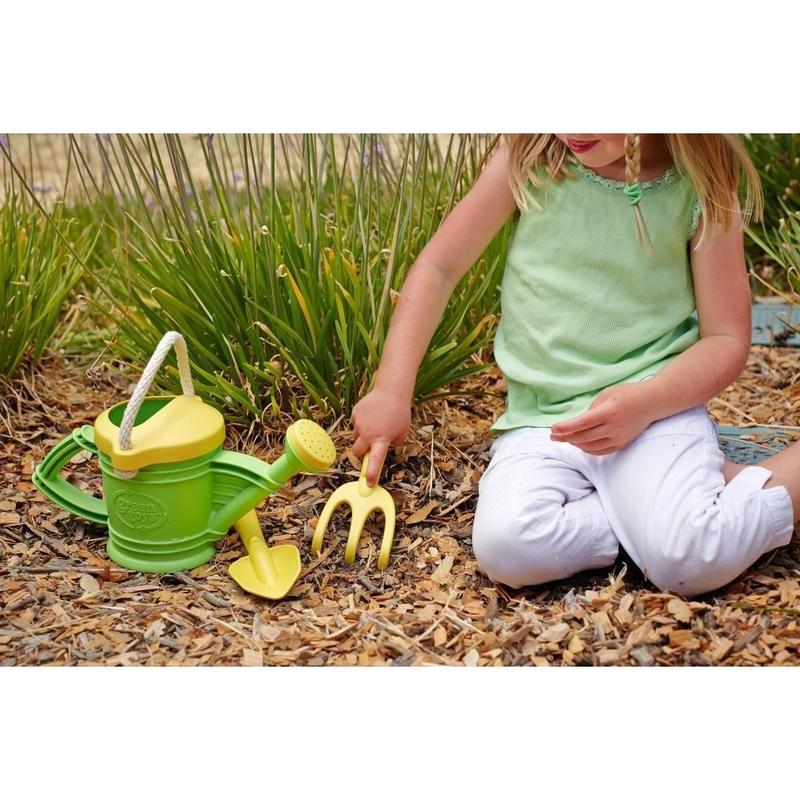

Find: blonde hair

[478,134,764,251]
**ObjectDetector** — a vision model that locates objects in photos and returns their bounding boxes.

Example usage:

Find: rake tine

[378,502,396,570]
[344,503,373,565]
[311,487,351,556]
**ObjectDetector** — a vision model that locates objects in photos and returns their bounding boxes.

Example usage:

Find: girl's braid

[624,134,641,187]
[623,133,653,253]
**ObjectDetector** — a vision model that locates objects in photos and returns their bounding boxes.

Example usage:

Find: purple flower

[0,134,9,150]
[363,141,385,164]
[32,185,53,194]
[233,170,243,183]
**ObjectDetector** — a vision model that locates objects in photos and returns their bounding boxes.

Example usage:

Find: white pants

[473,403,796,598]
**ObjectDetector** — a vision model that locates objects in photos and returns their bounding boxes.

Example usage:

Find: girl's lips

[567,138,600,153]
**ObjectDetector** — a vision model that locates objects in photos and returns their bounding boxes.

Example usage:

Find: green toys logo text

[113,491,168,531]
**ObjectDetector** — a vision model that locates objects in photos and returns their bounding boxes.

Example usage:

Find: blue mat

[706,302,800,463]
[690,302,800,347]
[751,302,800,347]
[716,424,798,465]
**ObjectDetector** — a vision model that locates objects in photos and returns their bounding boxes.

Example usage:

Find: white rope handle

[117,332,194,473]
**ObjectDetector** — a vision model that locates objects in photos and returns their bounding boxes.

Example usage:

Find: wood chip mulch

[2,345,800,666]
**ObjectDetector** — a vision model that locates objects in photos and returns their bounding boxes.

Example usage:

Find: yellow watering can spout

[208,419,337,539]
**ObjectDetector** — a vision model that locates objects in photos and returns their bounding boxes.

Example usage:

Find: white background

[2,1,799,796]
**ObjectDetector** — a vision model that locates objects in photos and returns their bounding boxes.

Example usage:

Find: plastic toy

[229,508,303,599]
[33,332,336,594]
[312,449,396,570]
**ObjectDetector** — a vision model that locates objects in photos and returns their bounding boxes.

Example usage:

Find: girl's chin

[571,152,623,170]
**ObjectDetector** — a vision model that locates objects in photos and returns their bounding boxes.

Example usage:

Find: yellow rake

[311,451,395,570]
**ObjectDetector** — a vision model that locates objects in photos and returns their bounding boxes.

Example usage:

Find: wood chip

[406,500,437,525]
[667,598,693,623]
[79,574,100,596]
[431,555,455,584]
[241,649,264,666]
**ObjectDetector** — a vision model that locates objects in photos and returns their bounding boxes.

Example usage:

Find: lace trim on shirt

[569,159,681,192]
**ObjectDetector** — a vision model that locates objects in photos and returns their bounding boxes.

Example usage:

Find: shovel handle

[234,510,280,585]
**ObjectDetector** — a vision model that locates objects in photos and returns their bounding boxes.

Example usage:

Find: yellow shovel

[229,418,336,599]
[311,450,396,570]
[229,509,302,600]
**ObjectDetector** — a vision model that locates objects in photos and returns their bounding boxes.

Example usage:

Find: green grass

[4,132,796,415]
[744,134,800,228]
[744,134,800,296]
[748,203,800,298]
[0,191,94,377]
[62,134,512,424]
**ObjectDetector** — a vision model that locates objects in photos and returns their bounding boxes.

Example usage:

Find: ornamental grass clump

[69,134,512,424]
[0,191,93,377]
[744,134,800,287]
[748,204,800,304]
[744,134,800,226]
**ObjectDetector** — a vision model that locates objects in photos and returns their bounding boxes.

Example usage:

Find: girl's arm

[352,142,518,484]
[550,195,752,454]
[636,196,752,421]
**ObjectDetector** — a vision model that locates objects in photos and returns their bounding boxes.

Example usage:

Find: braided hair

[623,134,654,253]
[484,134,764,254]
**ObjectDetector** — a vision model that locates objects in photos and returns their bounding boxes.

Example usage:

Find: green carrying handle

[32,426,108,525]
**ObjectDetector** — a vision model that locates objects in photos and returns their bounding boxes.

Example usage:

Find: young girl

[350,134,799,599]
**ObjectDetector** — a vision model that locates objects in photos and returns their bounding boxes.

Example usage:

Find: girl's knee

[641,556,718,598]
[638,514,738,597]
[471,505,570,589]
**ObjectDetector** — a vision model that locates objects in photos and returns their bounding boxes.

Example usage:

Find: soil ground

[2,345,800,666]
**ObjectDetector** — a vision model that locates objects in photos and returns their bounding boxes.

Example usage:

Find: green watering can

[33,331,336,575]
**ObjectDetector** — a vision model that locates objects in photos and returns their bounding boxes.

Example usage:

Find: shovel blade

[229,544,301,600]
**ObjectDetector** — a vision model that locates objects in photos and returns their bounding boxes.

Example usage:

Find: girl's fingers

[366,440,389,486]
[552,408,608,435]
[351,436,368,458]
[580,437,619,454]
[552,426,607,445]
[573,433,611,447]
[584,446,618,455]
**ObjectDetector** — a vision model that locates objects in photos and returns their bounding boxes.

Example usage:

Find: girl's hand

[351,388,411,485]
[549,383,656,455]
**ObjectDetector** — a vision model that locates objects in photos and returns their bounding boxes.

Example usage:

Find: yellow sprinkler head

[286,419,336,473]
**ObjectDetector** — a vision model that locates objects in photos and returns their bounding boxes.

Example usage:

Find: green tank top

[491,159,702,432]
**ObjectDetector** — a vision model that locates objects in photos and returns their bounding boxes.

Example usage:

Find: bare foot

[722,457,747,484]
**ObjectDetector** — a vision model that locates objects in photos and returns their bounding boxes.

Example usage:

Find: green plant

[743,134,800,296]
[744,134,800,227]
[748,204,800,300]
[66,134,511,424]
[0,191,93,377]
